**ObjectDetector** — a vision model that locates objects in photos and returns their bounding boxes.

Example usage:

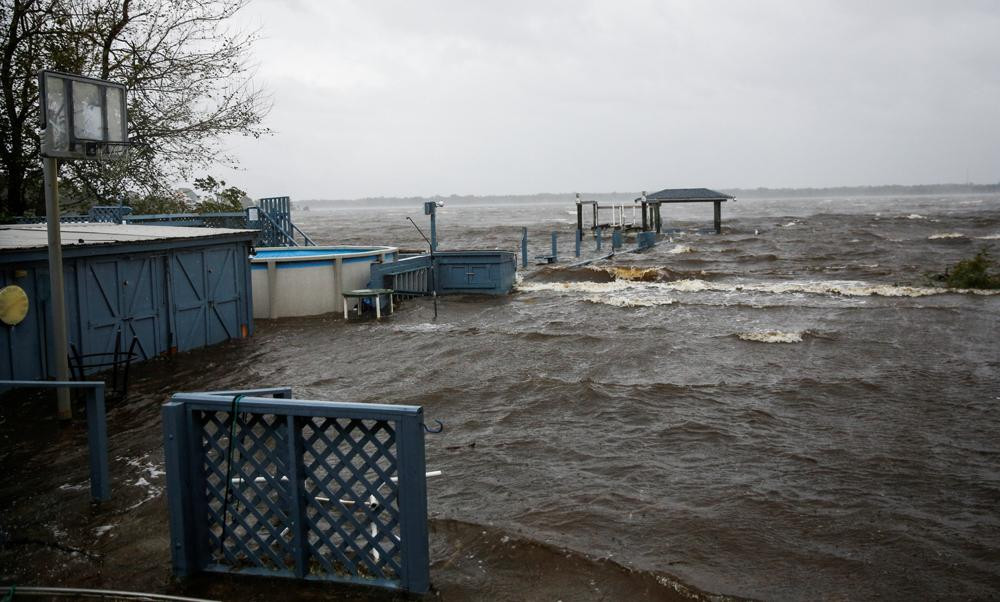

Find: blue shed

[0,223,255,381]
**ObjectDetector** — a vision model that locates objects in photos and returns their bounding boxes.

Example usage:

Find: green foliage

[943,249,1000,290]
[0,0,270,216]
[192,175,247,213]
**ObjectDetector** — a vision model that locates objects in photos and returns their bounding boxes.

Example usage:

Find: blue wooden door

[80,255,167,365]
[170,245,243,352]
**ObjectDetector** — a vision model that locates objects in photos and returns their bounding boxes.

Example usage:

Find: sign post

[38,70,128,418]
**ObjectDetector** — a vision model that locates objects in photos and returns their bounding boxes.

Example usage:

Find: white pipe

[8,587,218,602]
[231,470,442,486]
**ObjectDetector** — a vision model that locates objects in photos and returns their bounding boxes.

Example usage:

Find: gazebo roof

[644,188,734,202]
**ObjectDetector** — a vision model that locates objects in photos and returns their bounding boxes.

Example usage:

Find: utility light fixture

[36,69,129,420]
[38,70,128,160]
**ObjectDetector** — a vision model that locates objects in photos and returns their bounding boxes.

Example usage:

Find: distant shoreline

[297,183,1000,209]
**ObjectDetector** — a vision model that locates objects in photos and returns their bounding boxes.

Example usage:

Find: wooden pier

[575,188,734,235]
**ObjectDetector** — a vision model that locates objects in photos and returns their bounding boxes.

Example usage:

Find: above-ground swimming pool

[250,246,397,318]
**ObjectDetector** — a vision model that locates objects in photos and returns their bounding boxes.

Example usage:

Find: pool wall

[250,246,397,318]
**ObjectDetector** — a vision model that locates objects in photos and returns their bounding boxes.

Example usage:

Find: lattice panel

[195,411,403,581]
[200,411,293,569]
[301,417,401,579]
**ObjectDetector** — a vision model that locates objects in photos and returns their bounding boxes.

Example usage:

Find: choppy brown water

[4,194,1000,599]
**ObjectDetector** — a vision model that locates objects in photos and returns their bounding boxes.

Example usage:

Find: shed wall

[0,239,253,381]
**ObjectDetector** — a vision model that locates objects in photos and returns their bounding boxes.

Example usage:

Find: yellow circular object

[0,285,29,326]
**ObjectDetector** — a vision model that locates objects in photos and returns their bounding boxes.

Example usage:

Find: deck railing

[0,380,110,501]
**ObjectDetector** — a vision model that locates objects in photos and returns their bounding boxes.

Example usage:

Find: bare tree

[0,0,269,216]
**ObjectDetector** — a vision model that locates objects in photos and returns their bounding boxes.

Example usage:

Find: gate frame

[162,390,430,593]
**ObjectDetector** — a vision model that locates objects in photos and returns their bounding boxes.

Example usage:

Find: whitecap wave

[929,233,966,240]
[517,280,632,294]
[668,245,694,254]
[519,278,999,298]
[977,234,1000,240]
[737,330,804,343]
[906,214,926,220]
[584,294,675,308]
[392,323,460,333]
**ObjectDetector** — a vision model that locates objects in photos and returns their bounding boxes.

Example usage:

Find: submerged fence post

[521,227,528,268]
[551,231,558,262]
[396,411,430,593]
[85,384,110,501]
[612,229,622,251]
[595,226,603,251]
[575,228,582,257]
[163,401,195,576]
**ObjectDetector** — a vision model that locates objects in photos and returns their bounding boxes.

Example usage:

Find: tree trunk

[5,161,26,215]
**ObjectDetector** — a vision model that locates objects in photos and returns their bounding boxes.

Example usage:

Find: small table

[342,288,394,319]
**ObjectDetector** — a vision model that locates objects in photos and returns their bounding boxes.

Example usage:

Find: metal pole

[44,156,71,419]
[429,210,437,252]
[575,193,582,232]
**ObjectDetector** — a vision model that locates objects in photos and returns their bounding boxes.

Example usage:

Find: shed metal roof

[1,223,255,252]
[645,188,734,202]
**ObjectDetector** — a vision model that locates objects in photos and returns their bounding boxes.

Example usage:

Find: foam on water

[668,245,695,254]
[518,280,633,294]
[519,277,999,298]
[392,323,460,333]
[929,232,966,239]
[736,330,804,343]
[584,294,676,308]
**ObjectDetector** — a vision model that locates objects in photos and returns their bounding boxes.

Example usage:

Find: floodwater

[3,194,1000,600]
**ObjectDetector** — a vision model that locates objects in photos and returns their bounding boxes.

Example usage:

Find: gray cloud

[220,0,1000,199]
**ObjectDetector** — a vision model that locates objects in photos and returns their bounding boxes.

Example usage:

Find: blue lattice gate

[163,389,430,593]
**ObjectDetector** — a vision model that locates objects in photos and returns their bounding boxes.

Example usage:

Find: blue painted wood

[286,414,309,578]
[163,390,431,593]
[575,229,582,257]
[0,380,109,500]
[551,231,558,261]
[163,400,195,575]
[433,251,516,294]
[612,229,623,250]
[1,236,254,381]
[85,384,109,500]
[369,251,515,295]
[395,410,429,593]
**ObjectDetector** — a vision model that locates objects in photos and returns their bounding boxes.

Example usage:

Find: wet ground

[3,194,1000,600]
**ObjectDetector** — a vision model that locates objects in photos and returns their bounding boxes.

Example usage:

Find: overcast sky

[220,1,1000,199]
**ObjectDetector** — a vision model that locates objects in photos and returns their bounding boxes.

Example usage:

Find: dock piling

[551,231,558,261]
[521,227,528,268]
[575,229,582,257]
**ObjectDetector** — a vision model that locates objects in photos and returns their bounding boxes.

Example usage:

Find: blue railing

[256,197,315,247]
[162,389,430,593]
[0,380,110,501]
[124,211,249,229]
